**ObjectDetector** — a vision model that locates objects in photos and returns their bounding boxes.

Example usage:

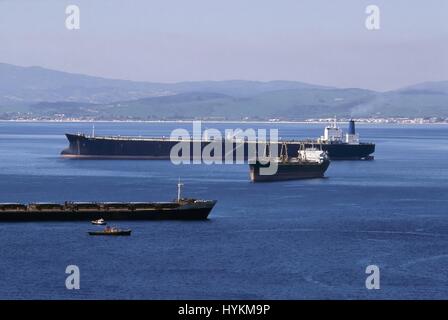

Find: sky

[0,0,447,91]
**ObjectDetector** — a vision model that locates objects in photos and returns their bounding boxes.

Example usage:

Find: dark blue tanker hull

[61,134,375,160]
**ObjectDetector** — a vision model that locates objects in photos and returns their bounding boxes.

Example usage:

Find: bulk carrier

[61,120,375,161]
[0,183,216,221]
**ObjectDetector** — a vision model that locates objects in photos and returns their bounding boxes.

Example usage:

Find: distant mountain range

[0,62,447,120]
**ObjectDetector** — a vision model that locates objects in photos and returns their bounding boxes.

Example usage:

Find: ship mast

[177,178,184,203]
[280,142,288,162]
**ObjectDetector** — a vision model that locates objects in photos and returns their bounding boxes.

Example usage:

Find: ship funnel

[348,120,356,135]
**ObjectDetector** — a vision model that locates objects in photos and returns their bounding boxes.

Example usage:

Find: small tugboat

[249,143,330,182]
[88,226,131,236]
[91,218,106,225]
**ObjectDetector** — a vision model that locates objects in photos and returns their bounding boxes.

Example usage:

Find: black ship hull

[61,134,375,161]
[249,160,330,182]
[0,200,217,221]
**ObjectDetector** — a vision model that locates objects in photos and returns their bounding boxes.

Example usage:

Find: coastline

[1,119,448,125]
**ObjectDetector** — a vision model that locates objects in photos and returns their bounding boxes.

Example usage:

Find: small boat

[91,218,106,225]
[88,226,131,236]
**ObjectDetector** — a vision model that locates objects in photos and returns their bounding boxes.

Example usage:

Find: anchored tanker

[61,120,375,161]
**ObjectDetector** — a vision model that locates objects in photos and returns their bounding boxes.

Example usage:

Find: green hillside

[0,63,447,120]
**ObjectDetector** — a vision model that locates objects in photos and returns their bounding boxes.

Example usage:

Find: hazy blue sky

[0,0,446,91]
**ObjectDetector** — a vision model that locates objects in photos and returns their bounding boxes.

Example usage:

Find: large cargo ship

[61,120,375,161]
[0,183,216,221]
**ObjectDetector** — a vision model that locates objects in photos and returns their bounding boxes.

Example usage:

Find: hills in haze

[0,62,447,121]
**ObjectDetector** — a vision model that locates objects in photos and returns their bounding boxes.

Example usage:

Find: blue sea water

[0,121,447,299]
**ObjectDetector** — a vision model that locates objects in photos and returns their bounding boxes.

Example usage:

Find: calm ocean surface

[0,121,447,299]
